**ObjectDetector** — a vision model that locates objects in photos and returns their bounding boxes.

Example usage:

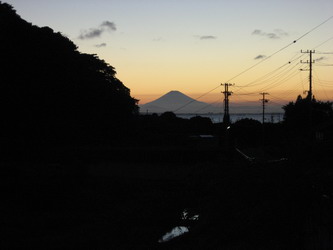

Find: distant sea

[177,113,284,123]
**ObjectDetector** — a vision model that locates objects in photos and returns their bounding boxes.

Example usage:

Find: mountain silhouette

[140,91,221,113]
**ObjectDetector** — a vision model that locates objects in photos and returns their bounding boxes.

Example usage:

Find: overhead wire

[316,52,333,54]
[257,62,303,92]
[313,69,332,101]
[312,35,333,49]
[172,15,333,112]
[234,33,333,102]
[234,52,306,90]
[225,14,333,84]
[193,96,223,113]
[172,84,222,112]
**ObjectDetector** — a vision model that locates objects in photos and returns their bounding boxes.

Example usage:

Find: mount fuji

[139,91,221,114]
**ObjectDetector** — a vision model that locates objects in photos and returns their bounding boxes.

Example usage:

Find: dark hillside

[0,2,138,154]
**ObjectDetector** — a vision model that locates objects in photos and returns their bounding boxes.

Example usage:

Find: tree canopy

[283,95,333,128]
[0,2,138,149]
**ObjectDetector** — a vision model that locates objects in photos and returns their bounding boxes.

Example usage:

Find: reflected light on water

[158,226,190,243]
[158,209,200,243]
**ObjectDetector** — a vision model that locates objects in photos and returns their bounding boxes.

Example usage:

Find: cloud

[254,55,267,60]
[252,29,262,35]
[199,35,217,40]
[101,21,116,31]
[78,21,116,40]
[266,33,279,39]
[316,56,326,62]
[79,28,103,40]
[95,43,107,48]
[274,29,289,37]
[252,29,288,39]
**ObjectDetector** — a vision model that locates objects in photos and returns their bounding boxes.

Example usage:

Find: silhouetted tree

[160,111,177,121]
[0,2,138,151]
[282,95,333,154]
[283,95,333,128]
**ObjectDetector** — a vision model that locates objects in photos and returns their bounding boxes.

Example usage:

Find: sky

[4,0,333,113]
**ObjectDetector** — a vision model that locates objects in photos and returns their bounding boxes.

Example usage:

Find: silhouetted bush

[231,118,262,148]
[188,116,213,134]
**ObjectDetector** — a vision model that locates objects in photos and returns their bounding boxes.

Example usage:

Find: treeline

[135,112,215,145]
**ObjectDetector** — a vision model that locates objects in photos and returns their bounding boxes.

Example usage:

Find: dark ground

[2,146,333,249]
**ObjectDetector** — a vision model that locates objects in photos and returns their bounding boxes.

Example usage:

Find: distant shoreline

[139,112,283,115]
[139,112,284,123]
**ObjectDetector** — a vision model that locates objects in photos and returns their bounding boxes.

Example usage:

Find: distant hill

[140,91,221,114]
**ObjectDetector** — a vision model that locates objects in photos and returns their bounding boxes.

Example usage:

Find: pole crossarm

[301,50,315,101]
[221,83,234,125]
[260,92,269,124]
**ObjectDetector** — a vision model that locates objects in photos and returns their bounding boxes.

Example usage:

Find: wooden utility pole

[260,92,269,148]
[221,83,233,125]
[260,92,269,124]
[301,50,315,101]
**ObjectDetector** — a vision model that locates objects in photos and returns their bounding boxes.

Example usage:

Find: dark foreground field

[2,147,333,249]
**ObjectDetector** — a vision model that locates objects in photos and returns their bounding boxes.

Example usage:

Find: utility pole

[260,92,269,148]
[301,50,315,101]
[260,92,269,124]
[221,83,233,125]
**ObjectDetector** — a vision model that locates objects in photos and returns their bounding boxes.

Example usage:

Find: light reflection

[158,226,190,243]
[158,209,200,243]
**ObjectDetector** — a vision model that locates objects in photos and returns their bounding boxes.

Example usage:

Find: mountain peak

[169,90,181,94]
[140,90,220,113]
[152,90,196,104]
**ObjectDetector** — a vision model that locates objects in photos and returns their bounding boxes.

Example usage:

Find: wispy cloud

[199,35,217,40]
[79,29,103,40]
[316,56,327,62]
[254,55,267,60]
[78,21,116,40]
[95,43,107,48]
[101,21,116,31]
[274,29,289,37]
[252,29,289,39]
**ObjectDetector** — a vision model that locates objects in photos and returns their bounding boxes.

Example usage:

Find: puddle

[158,209,200,243]
[158,226,190,243]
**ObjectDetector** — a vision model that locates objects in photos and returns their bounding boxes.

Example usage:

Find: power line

[235,53,308,91]
[257,63,302,92]
[193,96,223,113]
[234,33,333,95]
[226,15,333,84]
[317,63,333,66]
[314,69,330,100]
[313,35,333,50]
[172,84,221,112]
[297,15,333,41]
[172,15,333,113]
